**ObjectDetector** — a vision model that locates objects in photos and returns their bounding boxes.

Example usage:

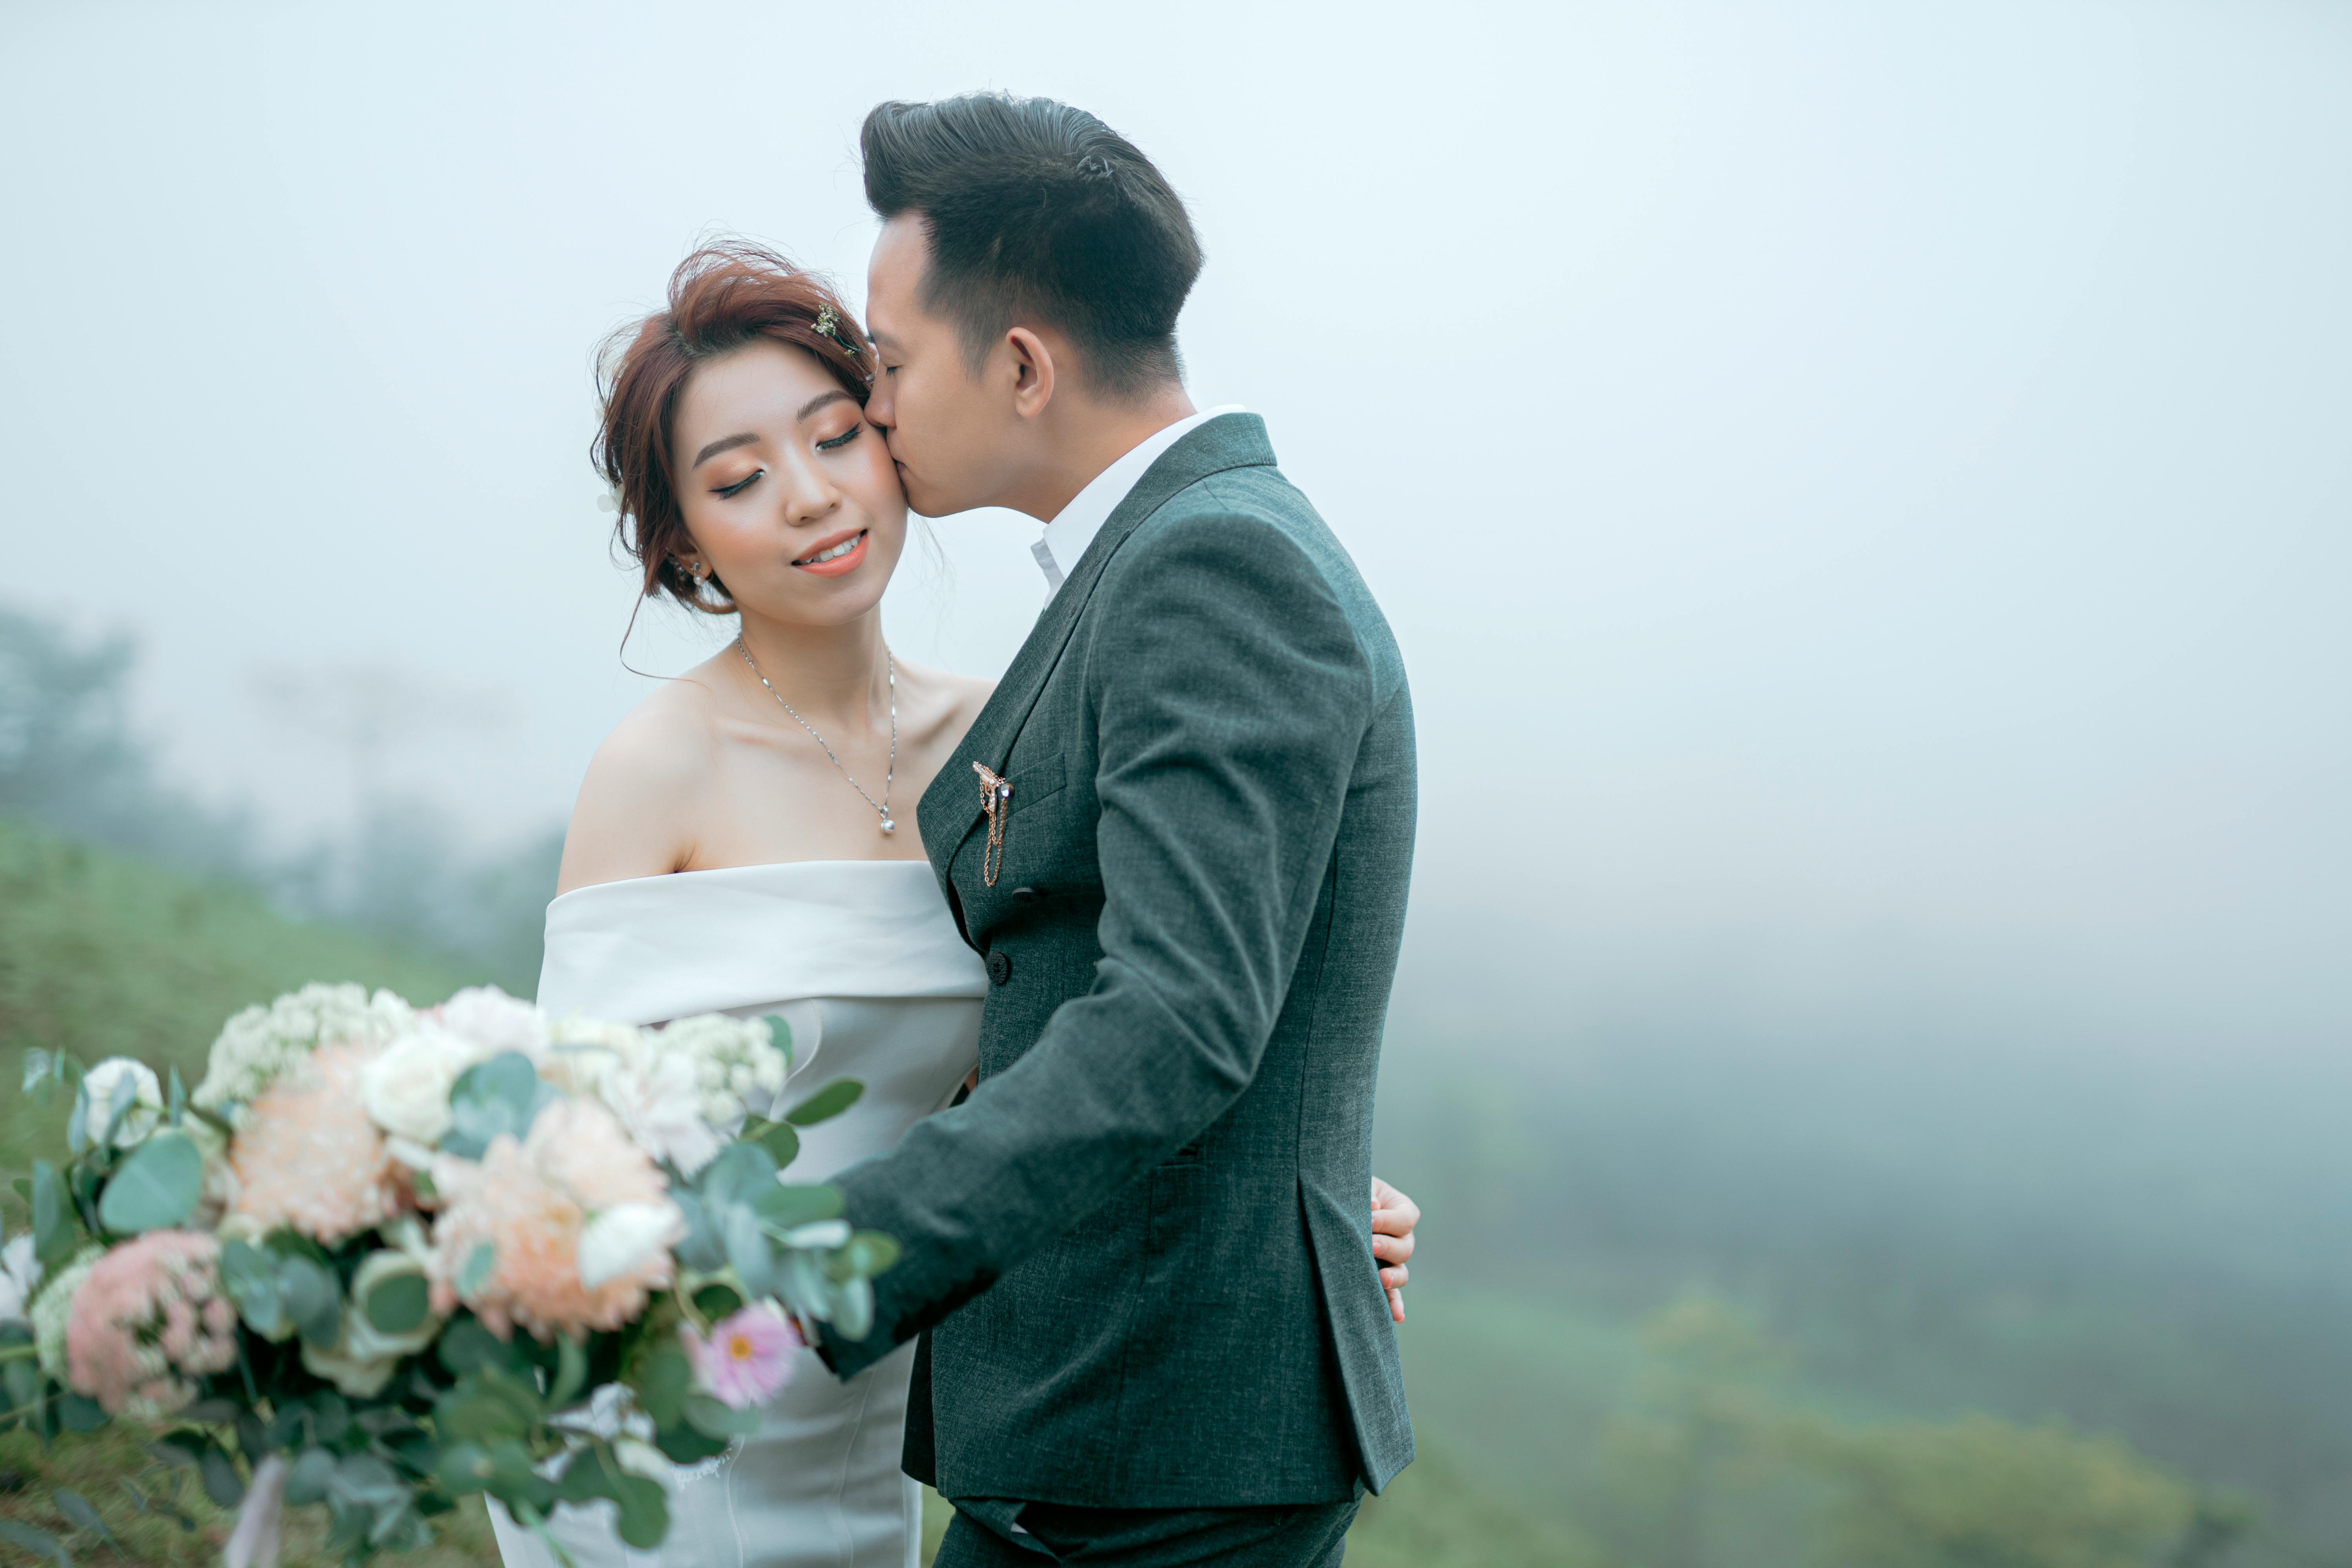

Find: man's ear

[1004,326,1057,420]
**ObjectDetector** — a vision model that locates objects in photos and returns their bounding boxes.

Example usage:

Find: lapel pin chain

[973,762,1013,886]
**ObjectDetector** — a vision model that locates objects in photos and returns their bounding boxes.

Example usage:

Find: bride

[490,245,1419,1568]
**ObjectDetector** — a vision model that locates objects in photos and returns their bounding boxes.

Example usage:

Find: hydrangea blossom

[194,983,416,1114]
[62,1231,239,1418]
[28,1247,99,1380]
[653,1014,788,1125]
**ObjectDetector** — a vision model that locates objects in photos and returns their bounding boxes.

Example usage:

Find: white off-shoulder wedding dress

[489,860,984,1568]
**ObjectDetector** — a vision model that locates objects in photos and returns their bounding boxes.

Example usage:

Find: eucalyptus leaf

[681,1392,762,1439]
[197,1446,245,1509]
[782,1078,863,1127]
[548,1334,588,1411]
[166,1065,186,1123]
[829,1274,875,1341]
[4,1357,41,1425]
[22,1050,53,1094]
[612,1475,670,1549]
[631,1341,692,1428]
[0,1519,72,1568]
[30,1161,74,1269]
[750,1182,840,1232]
[277,1255,342,1347]
[691,1282,745,1322]
[722,1204,777,1300]
[56,1394,107,1433]
[65,1078,88,1155]
[285,1447,338,1506]
[179,1397,240,1426]
[51,1491,114,1548]
[457,1241,497,1298]
[219,1242,283,1338]
[442,1053,555,1160]
[764,1013,793,1069]
[552,1444,616,1506]
[669,1191,725,1274]
[696,1142,777,1209]
[743,1119,799,1168]
[98,1073,138,1150]
[364,1271,430,1335]
[653,1417,730,1465]
[827,1230,902,1282]
[96,1132,201,1234]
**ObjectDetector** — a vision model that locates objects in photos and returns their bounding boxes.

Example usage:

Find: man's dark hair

[861,93,1202,397]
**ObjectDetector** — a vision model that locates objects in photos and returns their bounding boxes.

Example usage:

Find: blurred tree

[1782,1412,2193,1568]
[1603,1298,1795,1568]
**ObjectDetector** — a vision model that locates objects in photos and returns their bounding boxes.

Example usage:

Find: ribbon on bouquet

[223,1453,291,1568]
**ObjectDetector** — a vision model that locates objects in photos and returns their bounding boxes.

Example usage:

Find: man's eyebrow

[691,432,759,469]
[797,390,853,421]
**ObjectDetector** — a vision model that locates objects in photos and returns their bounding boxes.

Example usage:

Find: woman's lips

[793,529,869,577]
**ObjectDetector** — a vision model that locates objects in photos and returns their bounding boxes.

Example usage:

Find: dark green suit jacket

[819,413,1416,1508]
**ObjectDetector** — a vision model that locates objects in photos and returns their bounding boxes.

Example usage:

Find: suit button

[987,949,1013,987]
[1010,886,1042,907]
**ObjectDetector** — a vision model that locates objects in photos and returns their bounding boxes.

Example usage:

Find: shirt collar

[1031,405,1248,595]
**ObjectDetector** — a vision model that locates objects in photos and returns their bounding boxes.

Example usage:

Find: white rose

[359,1026,488,1146]
[577,1202,684,1290]
[0,1234,40,1323]
[80,1058,163,1148]
[437,987,548,1058]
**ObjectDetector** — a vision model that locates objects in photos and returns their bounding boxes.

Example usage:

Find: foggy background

[5,1,2350,1563]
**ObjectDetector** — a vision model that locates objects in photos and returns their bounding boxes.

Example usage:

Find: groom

[815,93,1416,1567]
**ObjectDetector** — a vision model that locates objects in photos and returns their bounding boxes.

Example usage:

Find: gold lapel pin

[974,762,1014,887]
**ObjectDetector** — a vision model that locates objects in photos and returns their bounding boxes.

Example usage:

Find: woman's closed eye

[815,425,862,452]
[713,470,763,499]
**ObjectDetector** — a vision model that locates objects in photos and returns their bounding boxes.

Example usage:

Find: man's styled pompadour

[860,93,1203,397]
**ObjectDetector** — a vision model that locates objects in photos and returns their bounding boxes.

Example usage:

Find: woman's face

[668,338,907,629]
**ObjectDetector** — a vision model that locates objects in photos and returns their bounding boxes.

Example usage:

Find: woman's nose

[781,463,841,527]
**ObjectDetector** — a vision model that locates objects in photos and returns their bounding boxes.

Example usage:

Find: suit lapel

[917,413,1279,891]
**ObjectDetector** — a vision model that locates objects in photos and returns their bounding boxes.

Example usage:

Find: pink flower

[428,1098,677,1341]
[64,1232,239,1419]
[683,1303,799,1409]
[229,1039,403,1245]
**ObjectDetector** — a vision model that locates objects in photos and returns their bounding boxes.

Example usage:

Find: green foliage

[1782,1412,2192,1568]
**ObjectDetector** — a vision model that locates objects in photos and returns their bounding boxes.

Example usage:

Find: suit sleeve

[816,505,1372,1376]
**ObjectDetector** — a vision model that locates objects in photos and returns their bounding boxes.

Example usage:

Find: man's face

[863,214,1021,519]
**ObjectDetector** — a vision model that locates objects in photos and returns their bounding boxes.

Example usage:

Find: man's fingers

[1379,1263,1409,1290]
[1372,1231,1415,1265]
[1387,1286,1406,1323]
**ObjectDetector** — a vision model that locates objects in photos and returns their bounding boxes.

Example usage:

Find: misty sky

[3,0,2347,1046]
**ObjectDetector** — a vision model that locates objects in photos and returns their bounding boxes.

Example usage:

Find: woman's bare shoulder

[557,666,730,893]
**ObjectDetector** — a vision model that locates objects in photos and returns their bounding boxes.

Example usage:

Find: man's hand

[1371,1176,1419,1323]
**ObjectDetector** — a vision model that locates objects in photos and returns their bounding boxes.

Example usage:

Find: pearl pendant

[879,816,896,834]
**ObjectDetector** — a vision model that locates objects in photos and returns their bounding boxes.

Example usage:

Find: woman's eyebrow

[692,432,758,468]
[797,390,852,421]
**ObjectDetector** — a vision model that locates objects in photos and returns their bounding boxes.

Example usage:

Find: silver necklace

[734,636,897,834]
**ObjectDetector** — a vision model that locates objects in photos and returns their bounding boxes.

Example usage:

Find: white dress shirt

[1029,405,1248,594]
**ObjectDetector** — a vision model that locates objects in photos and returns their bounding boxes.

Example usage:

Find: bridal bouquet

[0,984,894,1565]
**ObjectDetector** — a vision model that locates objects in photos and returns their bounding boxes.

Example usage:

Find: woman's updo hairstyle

[595,242,874,613]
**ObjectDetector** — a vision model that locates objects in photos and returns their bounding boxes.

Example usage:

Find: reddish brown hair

[595,243,874,613]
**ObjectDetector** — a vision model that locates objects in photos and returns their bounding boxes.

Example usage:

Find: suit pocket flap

[1011,751,1068,806]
